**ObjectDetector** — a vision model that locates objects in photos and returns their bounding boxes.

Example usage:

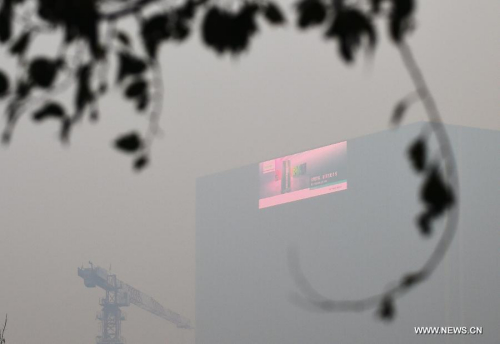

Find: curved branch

[399,42,460,273]
[290,41,460,316]
[144,59,164,149]
[99,0,167,20]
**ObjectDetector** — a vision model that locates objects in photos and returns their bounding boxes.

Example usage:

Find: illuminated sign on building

[259,141,347,209]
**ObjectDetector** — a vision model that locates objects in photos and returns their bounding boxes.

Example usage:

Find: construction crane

[78,262,192,344]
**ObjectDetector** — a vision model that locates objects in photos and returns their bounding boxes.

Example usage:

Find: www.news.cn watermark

[415,327,483,335]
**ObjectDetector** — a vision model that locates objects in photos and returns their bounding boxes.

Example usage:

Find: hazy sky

[0,1,499,344]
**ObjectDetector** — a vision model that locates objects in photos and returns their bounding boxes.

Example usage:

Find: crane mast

[78,263,191,344]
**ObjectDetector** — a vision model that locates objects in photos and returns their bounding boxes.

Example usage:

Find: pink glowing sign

[259,141,347,209]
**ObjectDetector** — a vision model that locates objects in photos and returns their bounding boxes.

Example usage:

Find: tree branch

[398,42,460,273]
[289,41,460,318]
[0,314,6,344]
[100,0,168,20]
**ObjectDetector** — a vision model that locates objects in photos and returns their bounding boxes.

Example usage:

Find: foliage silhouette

[324,7,376,62]
[115,131,143,153]
[32,101,66,121]
[296,0,327,29]
[0,0,458,322]
[0,71,8,97]
[408,136,426,172]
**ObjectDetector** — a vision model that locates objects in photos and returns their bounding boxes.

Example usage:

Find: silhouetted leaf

[296,0,327,29]
[201,7,226,53]
[60,117,72,142]
[28,58,63,88]
[177,0,198,20]
[263,2,286,25]
[235,3,260,51]
[134,155,149,171]
[32,102,66,121]
[417,212,432,236]
[325,8,377,63]
[389,0,415,43]
[117,52,147,83]
[10,31,32,57]
[0,70,9,98]
[169,0,201,42]
[16,79,31,99]
[136,94,149,111]
[125,79,147,99]
[421,167,454,214]
[378,297,395,321]
[408,137,426,172]
[141,14,170,59]
[202,4,259,55]
[38,0,102,58]
[171,20,191,42]
[115,132,143,153]
[123,78,149,111]
[0,0,13,42]
[417,167,454,236]
[31,93,73,142]
[75,64,94,113]
[116,31,131,46]
[391,98,409,126]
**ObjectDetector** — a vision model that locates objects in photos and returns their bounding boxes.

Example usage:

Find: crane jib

[78,264,192,331]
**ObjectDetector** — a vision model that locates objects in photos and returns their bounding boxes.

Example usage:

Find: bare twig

[0,314,7,344]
